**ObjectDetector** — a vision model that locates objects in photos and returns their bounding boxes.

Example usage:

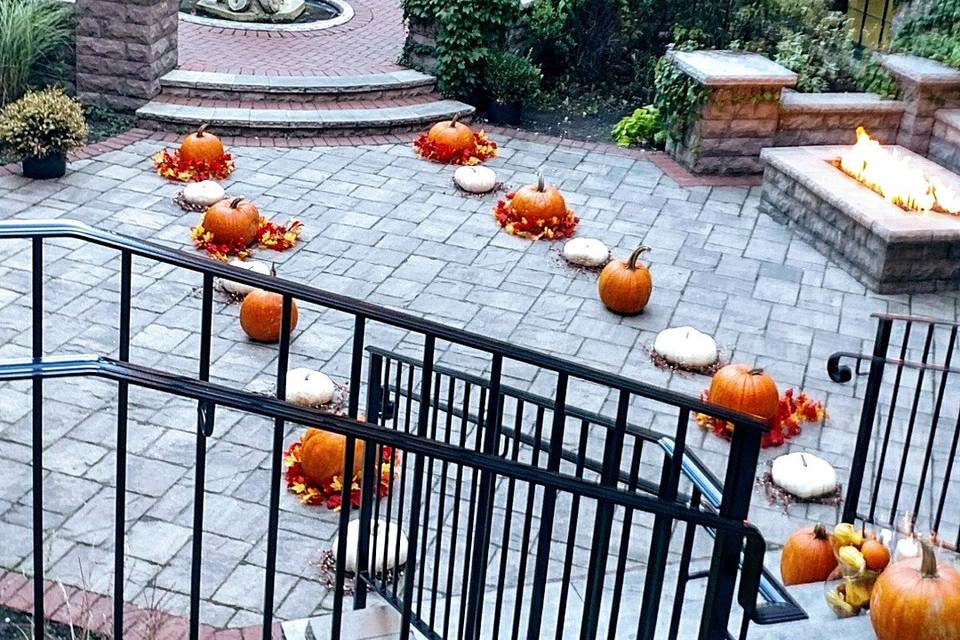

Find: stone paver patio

[0,129,958,632]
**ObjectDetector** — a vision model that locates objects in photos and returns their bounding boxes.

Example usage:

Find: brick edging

[2,124,761,188]
[0,569,282,640]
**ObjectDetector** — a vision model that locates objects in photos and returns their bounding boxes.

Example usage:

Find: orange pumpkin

[426,114,476,157]
[202,197,260,248]
[239,289,299,342]
[179,123,225,165]
[780,523,837,586]
[300,427,365,486]
[510,173,568,224]
[597,245,653,314]
[871,539,960,640]
[862,538,891,572]
[707,364,779,422]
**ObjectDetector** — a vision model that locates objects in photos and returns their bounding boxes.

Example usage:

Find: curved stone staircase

[136,69,475,136]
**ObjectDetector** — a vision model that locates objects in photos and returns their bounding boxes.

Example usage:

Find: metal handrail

[0,353,768,539]
[0,219,768,431]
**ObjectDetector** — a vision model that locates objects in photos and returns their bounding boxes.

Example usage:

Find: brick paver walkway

[177,0,405,76]
[0,131,957,633]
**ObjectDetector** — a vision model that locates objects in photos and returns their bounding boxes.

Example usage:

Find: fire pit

[759,130,960,293]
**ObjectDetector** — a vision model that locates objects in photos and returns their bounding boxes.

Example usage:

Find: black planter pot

[486,100,523,125]
[22,152,67,180]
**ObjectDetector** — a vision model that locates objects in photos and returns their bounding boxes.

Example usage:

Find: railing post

[698,417,762,640]
[113,251,132,640]
[354,351,384,608]
[842,317,892,524]
[30,238,44,634]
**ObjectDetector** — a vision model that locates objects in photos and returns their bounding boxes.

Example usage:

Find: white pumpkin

[653,326,718,368]
[562,237,610,267]
[332,519,408,574]
[454,165,497,194]
[182,180,226,207]
[286,367,335,406]
[771,452,838,499]
[219,259,272,297]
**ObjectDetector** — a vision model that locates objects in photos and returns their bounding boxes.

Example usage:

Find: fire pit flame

[839,127,960,215]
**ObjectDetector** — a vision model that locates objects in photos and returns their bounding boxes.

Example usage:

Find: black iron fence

[0,220,775,640]
[829,313,960,550]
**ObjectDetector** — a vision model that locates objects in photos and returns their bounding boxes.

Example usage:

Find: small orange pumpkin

[597,245,653,314]
[871,539,960,640]
[202,197,260,248]
[239,289,299,342]
[426,114,476,157]
[707,364,779,422]
[300,427,365,486]
[780,523,837,586]
[510,173,568,224]
[862,538,891,572]
[179,123,225,165]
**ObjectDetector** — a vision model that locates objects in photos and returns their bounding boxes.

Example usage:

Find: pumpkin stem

[813,523,829,540]
[270,262,277,277]
[229,197,244,209]
[450,113,460,127]
[919,538,939,578]
[626,245,651,270]
[800,454,808,467]
[536,172,545,192]
[197,123,208,137]
[748,368,765,375]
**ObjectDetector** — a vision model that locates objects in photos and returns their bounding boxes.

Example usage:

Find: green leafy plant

[402,0,520,98]
[0,0,73,105]
[889,0,960,69]
[611,105,662,147]
[857,53,899,99]
[483,52,542,105]
[0,87,87,160]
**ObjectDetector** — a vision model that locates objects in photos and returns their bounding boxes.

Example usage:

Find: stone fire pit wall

[759,145,960,293]
[879,54,960,156]
[930,109,960,175]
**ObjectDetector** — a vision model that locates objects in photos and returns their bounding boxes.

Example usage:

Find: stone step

[282,603,426,640]
[159,69,437,103]
[135,99,476,137]
[746,582,875,639]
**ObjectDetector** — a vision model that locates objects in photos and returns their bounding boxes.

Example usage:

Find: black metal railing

[0,219,773,640]
[829,313,960,549]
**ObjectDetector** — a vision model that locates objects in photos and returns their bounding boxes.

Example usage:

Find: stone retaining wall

[75,0,179,111]
[775,90,904,146]
[929,109,960,175]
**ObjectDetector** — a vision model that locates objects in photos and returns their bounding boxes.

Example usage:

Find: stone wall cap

[779,89,906,113]
[879,53,960,86]
[667,50,798,87]
[935,108,960,131]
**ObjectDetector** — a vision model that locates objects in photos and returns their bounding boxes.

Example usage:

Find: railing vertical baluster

[416,372,443,612]
[30,238,44,634]
[442,380,472,639]
[581,391,630,640]
[262,294,293,640]
[698,413,762,640]
[889,323,935,523]
[511,404,546,640]
[524,373,568,640]
[492,399,525,638]
[428,376,458,630]
[113,250,132,640]
[668,487,703,639]
[605,439,644,640]
[462,354,502,640]
[844,317,894,524]
[913,326,956,520]
[457,386,487,636]
[637,406,688,640]
[355,351,385,608]
[332,316,366,639]
[189,273,215,640]
[390,363,416,601]
[399,335,435,638]
[555,418,590,640]
[934,403,960,538]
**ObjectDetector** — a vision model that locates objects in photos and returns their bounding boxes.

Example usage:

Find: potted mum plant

[0,87,87,179]
[483,51,541,125]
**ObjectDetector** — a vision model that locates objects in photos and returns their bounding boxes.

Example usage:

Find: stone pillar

[665,50,797,175]
[75,0,179,111]
[404,20,439,75]
[880,53,960,156]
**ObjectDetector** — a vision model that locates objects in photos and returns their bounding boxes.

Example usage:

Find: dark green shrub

[483,52,542,105]
[889,0,960,69]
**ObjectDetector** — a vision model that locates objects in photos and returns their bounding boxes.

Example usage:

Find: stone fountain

[196,0,305,22]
